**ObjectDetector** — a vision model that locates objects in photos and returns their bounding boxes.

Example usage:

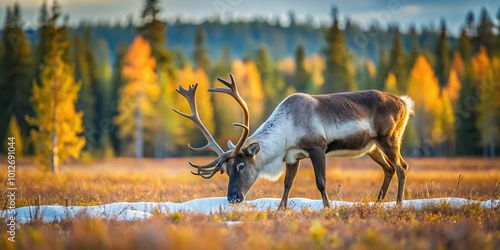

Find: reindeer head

[171,74,259,203]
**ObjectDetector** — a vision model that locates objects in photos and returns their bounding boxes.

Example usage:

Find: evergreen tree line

[1,1,499,172]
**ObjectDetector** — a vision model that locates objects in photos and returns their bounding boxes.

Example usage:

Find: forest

[1,0,500,172]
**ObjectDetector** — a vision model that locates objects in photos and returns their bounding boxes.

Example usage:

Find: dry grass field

[1,157,499,249]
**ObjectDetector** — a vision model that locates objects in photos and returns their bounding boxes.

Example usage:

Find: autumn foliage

[114,35,159,157]
[28,50,85,173]
[2,1,500,169]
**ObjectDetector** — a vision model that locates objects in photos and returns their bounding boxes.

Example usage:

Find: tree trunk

[51,62,59,174]
[154,128,163,159]
[154,68,163,159]
[50,131,59,174]
[135,107,143,160]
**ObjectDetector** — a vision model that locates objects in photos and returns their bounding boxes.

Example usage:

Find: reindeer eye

[236,163,246,172]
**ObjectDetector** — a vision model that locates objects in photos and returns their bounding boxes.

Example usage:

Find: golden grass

[0,157,499,249]
[1,157,498,206]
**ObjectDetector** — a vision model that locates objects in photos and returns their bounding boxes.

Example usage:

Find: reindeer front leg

[278,161,300,210]
[308,146,331,208]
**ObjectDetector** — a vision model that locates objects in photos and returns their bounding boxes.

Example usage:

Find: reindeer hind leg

[368,147,395,201]
[377,138,407,204]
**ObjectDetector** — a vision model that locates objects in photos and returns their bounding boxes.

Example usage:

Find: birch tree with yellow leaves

[27,2,85,173]
[407,56,455,156]
[29,49,85,173]
[474,47,500,157]
[114,36,159,158]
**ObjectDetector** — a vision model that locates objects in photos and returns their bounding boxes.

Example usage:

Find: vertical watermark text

[6,137,17,243]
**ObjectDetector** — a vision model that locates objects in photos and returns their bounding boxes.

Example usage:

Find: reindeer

[171,74,414,209]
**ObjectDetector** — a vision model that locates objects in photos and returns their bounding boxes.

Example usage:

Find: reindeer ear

[220,163,227,175]
[243,142,260,157]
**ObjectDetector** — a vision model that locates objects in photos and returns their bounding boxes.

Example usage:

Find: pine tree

[73,34,95,149]
[141,0,160,22]
[388,27,407,92]
[435,19,450,88]
[173,49,187,69]
[356,60,377,90]
[474,47,499,157]
[85,30,105,151]
[59,14,72,64]
[36,0,51,79]
[465,10,475,36]
[254,45,273,113]
[0,3,33,153]
[114,36,159,159]
[139,0,170,66]
[322,6,355,93]
[408,24,419,70]
[109,43,127,155]
[455,69,481,156]
[94,39,114,157]
[139,0,161,47]
[138,0,174,157]
[491,56,500,156]
[193,25,210,71]
[254,45,285,118]
[214,45,231,76]
[73,29,107,152]
[212,46,233,140]
[476,8,494,52]
[455,29,480,155]
[375,46,389,90]
[294,44,311,93]
[255,45,271,78]
[34,1,72,86]
[457,28,472,62]
[138,0,171,68]
[433,21,456,155]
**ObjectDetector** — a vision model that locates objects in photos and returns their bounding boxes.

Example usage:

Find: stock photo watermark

[213,0,243,19]
[5,137,17,243]
[351,0,415,53]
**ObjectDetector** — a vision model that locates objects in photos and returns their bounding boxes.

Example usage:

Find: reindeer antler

[170,74,250,179]
[210,73,250,155]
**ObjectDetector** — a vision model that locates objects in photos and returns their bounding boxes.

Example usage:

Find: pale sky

[1,0,498,35]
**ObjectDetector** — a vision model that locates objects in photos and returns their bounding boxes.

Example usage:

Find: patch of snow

[222,221,242,226]
[1,197,498,223]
